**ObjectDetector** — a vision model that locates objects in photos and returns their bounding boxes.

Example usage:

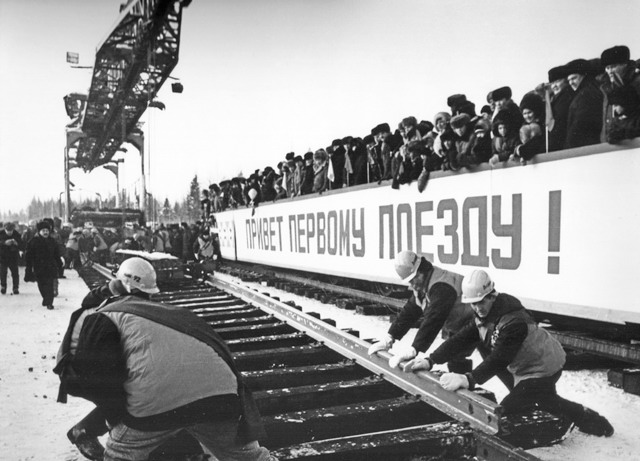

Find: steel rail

[209,274,502,435]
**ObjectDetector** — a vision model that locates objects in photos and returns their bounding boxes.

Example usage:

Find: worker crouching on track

[55,257,274,461]
[368,250,475,373]
[412,269,614,437]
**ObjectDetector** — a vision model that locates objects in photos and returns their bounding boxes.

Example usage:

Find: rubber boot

[67,425,105,460]
[575,407,614,437]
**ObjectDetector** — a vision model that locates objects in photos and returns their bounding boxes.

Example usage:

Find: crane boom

[73,0,188,171]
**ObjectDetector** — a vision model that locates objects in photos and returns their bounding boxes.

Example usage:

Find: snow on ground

[1,267,639,461]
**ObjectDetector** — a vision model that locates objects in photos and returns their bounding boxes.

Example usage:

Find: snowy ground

[1,267,639,461]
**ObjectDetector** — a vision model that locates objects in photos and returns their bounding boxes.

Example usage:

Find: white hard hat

[116,257,159,294]
[461,269,495,303]
[394,250,422,282]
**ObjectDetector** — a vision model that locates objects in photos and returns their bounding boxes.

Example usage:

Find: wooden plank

[263,398,453,449]
[254,377,404,416]
[241,362,370,391]
[215,322,293,340]
[269,422,474,460]
[233,344,343,371]
[226,332,313,352]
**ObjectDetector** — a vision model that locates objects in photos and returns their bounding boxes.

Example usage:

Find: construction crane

[63,0,191,220]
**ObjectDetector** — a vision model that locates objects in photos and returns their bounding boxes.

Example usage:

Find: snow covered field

[1,266,639,461]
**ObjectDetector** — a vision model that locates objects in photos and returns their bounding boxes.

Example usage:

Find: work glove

[388,346,417,369]
[440,373,469,392]
[401,352,433,372]
[367,334,394,356]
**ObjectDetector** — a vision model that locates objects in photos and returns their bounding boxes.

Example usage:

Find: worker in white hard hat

[411,269,614,438]
[367,250,475,373]
[56,257,273,461]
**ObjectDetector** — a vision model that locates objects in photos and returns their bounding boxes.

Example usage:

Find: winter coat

[350,144,369,185]
[430,293,566,388]
[312,162,328,194]
[388,266,474,353]
[25,235,62,278]
[65,296,265,443]
[492,134,521,162]
[548,86,573,151]
[329,148,346,189]
[454,125,480,168]
[0,229,22,263]
[565,77,604,149]
[600,64,640,142]
[300,163,314,195]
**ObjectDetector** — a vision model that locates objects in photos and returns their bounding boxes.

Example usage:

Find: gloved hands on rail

[401,352,433,372]
[367,334,394,356]
[439,373,469,391]
[388,346,417,369]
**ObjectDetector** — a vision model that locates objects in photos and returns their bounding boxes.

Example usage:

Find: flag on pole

[544,87,554,153]
[327,158,335,182]
[66,52,79,64]
[344,152,354,174]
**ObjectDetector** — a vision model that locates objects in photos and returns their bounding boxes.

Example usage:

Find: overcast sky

[1,0,639,214]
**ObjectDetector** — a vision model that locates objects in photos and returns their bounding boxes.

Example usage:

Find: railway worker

[60,257,274,461]
[0,221,23,295]
[368,250,475,374]
[411,269,614,437]
[24,220,63,309]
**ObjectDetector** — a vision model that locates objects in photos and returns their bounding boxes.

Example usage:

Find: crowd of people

[199,45,639,212]
[0,216,221,309]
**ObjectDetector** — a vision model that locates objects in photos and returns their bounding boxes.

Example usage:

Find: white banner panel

[216,143,640,325]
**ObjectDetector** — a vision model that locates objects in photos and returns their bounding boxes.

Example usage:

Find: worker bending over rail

[408,269,614,437]
[55,257,275,460]
[368,250,475,373]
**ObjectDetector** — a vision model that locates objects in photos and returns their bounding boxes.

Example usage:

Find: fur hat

[341,136,353,145]
[548,65,568,82]
[331,139,342,148]
[450,113,470,130]
[474,119,491,133]
[601,45,630,68]
[363,134,375,145]
[433,111,451,125]
[407,140,428,156]
[456,101,476,117]
[294,155,303,163]
[519,92,545,117]
[285,152,295,161]
[304,151,314,161]
[491,86,512,101]
[401,116,417,129]
[486,91,494,103]
[373,123,391,135]
[313,149,328,161]
[446,94,467,109]
[564,59,590,76]
[37,221,51,231]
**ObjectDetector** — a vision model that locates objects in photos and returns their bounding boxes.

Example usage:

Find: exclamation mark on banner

[548,190,562,274]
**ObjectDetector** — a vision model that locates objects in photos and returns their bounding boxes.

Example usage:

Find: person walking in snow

[24,220,63,309]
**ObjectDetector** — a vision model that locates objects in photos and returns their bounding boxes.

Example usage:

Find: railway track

[80,263,570,460]
[214,261,640,368]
